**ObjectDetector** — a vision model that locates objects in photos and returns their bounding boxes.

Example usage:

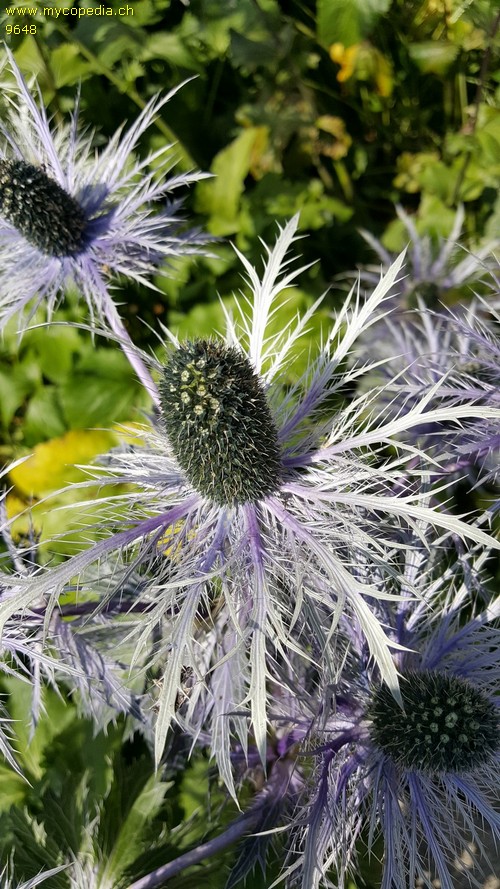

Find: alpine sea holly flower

[0,50,208,399]
[289,547,500,889]
[357,203,498,310]
[440,301,500,490]
[355,301,500,492]
[3,216,500,774]
[120,657,315,889]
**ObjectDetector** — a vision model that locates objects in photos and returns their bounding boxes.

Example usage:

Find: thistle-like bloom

[358,204,498,309]
[3,216,500,773]
[0,51,207,395]
[355,301,500,492]
[291,545,500,889]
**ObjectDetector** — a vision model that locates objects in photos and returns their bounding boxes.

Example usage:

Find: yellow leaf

[9,429,119,498]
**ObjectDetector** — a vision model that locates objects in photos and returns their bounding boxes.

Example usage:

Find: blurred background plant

[1,0,499,885]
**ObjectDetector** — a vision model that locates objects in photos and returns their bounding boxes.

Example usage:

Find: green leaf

[140,32,202,70]
[317,0,391,47]
[50,43,93,87]
[97,773,172,885]
[0,765,28,812]
[21,325,82,385]
[230,29,278,68]
[59,348,142,429]
[195,128,266,235]
[179,755,210,821]
[262,178,353,228]
[169,296,236,340]
[485,190,500,239]
[0,368,32,429]
[23,387,66,446]
[0,677,75,783]
[477,130,500,165]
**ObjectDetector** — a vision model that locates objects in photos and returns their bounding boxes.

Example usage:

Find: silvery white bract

[358,203,498,309]
[355,301,500,493]
[0,866,71,889]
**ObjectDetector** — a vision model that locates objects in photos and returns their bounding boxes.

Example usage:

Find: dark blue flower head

[369,668,498,774]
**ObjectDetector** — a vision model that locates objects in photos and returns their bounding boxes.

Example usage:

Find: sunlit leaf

[9,429,119,498]
[318,0,391,47]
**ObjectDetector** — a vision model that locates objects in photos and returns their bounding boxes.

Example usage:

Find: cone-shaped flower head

[0,158,88,257]
[4,217,500,784]
[159,340,282,505]
[0,52,207,343]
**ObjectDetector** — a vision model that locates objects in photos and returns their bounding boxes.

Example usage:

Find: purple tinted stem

[125,809,261,889]
[104,299,160,407]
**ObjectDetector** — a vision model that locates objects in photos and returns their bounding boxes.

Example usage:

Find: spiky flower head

[4,216,500,786]
[291,543,500,889]
[369,669,498,774]
[358,203,499,310]
[0,158,87,257]
[159,340,282,505]
[354,301,500,492]
[0,50,207,389]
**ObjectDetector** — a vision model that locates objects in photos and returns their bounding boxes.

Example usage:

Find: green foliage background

[1,0,499,885]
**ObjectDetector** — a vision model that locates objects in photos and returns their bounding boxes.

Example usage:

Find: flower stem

[103,300,160,408]
[125,809,261,889]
